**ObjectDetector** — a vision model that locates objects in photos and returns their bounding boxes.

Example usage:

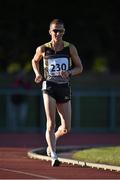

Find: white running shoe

[51,153,60,167]
[46,147,51,157]
[51,158,60,167]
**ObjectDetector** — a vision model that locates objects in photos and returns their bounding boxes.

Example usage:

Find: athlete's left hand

[60,70,69,78]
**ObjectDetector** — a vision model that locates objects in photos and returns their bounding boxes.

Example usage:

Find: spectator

[7,72,31,131]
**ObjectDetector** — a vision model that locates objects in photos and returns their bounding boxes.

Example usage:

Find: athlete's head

[49,19,65,40]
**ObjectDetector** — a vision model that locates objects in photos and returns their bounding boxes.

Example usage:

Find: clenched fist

[35,74,43,83]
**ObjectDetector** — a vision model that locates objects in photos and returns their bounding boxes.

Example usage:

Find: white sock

[51,151,57,159]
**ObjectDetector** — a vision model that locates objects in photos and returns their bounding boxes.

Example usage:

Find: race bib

[48,57,69,76]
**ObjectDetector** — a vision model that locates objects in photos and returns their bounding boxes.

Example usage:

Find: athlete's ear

[49,29,51,35]
[62,28,65,35]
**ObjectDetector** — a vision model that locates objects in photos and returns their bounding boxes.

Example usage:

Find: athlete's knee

[58,126,71,135]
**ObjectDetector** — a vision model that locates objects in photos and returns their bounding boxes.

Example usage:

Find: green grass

[72,146,120,166]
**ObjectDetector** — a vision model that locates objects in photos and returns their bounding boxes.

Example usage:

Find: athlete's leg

[43,93,57,154]
[55,100,71,141]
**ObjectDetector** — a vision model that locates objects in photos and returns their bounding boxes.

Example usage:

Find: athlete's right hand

[35,74,42,83]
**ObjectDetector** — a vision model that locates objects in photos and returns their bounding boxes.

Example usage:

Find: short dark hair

[49,19,64,28]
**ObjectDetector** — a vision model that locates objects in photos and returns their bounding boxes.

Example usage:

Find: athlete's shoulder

[36,42,50,52]
[43,41,51,48]
[63,41,70,47]
[65,41,76,48]
[36,45,45,54]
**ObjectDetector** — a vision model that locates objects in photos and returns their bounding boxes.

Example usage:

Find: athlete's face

[49,23,65,41]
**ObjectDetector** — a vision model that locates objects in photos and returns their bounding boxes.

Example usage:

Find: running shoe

[51,153,60,167]
[51,158,61,167]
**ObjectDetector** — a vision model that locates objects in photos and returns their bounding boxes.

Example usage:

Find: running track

[0,133,120,179]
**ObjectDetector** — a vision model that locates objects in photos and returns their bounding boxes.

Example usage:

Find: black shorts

[42,81,71,103]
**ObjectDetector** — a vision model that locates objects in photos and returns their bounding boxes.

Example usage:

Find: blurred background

[0,0,120,133]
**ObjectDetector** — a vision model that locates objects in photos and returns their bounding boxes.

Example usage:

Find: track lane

[0,147,120,179]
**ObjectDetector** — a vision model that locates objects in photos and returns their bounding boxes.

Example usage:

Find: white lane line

[0,167,55,179]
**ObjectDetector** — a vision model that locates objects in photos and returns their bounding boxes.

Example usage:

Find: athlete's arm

[32,46,44,83]
[69,43,83,76]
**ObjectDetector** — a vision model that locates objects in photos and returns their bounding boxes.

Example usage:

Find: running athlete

[32,19,83,166]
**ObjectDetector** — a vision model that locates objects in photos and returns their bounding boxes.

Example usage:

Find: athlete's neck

[51,40,64,52]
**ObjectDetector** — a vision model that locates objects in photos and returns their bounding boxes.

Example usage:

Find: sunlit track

[0,167,55,179]
[0,133,120,179]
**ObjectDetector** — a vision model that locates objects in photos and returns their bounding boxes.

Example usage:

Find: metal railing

[72,90,120,132]
[0,88,120,132]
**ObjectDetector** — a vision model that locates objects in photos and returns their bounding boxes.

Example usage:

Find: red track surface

[0,133,120,179]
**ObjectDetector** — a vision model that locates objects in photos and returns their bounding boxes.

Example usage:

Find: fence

[0,88,120,132]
